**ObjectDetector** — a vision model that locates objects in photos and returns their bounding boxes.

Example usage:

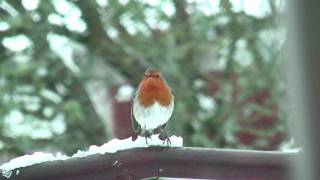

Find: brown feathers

[138,75,172,107]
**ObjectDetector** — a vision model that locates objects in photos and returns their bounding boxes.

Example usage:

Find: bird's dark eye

[155,74,160,78]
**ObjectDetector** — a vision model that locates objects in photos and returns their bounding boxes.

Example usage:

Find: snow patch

[233,39,253,67]
[0,135,183,178]
[281,148,302,153]
[115,84,134,102]
[40,89,62,104]
[97,0,108,7]
[2,35,32,52]
[279,139,302,153]
[197,94,216,111]
[230,0,271,18]
[0,22,10,31]
[3,110,66,139]
[22,0,39,11]
[74,134,182,157]
[119,0,129,5]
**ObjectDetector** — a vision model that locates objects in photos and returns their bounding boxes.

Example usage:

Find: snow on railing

[0,146,298,180]
[0,134,300,180]
[0,134,183,179]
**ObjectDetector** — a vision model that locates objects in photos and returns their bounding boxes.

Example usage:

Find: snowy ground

[0,134,183,179]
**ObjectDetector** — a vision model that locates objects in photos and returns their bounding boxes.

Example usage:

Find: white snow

[230,0,271,18]
[106,26,119,39]
[48,13,64,26]
[281,147,302,153]
[73,134,182,157]
[39,89,62,104]
[115,84,134,102]
[47,33,81,73]
[0,22,9,31]
[197,94,216,111]
[161,1,175,17]
[120,13,139,35]
[195,0,220,16]
[3,110,66,139]
[0,152,68,174]
[0,134,183,178]
[2,35,32,52]
[51,114,66,135]
[233,38,253,67]
[279,139,302,153]
[22,0,39,11]
[140,0,160,7]
[193,79,206,89]
[143,7,170,31]
[96,0,108,7]
[119,0,129,5]
[0,1,19,17]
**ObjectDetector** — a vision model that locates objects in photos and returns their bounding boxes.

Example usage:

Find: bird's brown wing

[131,99,140,133]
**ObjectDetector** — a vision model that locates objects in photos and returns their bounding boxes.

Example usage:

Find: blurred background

[0,0,288,163]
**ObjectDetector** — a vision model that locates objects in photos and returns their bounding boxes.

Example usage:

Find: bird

[131,68,174,145]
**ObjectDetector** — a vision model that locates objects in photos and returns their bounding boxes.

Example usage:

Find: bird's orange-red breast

[131,68,174,133]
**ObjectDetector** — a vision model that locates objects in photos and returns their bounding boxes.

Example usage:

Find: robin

[131,68,174,145]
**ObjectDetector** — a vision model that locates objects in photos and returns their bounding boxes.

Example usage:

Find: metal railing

[1,147,297,180]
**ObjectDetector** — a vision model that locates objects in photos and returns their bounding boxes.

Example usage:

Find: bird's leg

[157,125,171,146]
[131,127,141,141]
[131,131,139,141]
[141,129,152,145]
[131,134,138,141]
[159,133,171,146]
[144,131,152,145]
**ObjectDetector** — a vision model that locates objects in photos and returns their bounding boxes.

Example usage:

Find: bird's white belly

[133,101,174,131]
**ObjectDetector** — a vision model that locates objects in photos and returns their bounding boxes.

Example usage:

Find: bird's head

[144,68,162,80]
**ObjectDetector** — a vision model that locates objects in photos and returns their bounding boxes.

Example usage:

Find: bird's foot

[144,136,154,145]
[143,131,152,145]
[145,136,148,145]
[158,133,171,146]
[131,134,138,141]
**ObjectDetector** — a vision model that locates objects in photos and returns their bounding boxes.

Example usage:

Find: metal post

[289,0,320,179]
